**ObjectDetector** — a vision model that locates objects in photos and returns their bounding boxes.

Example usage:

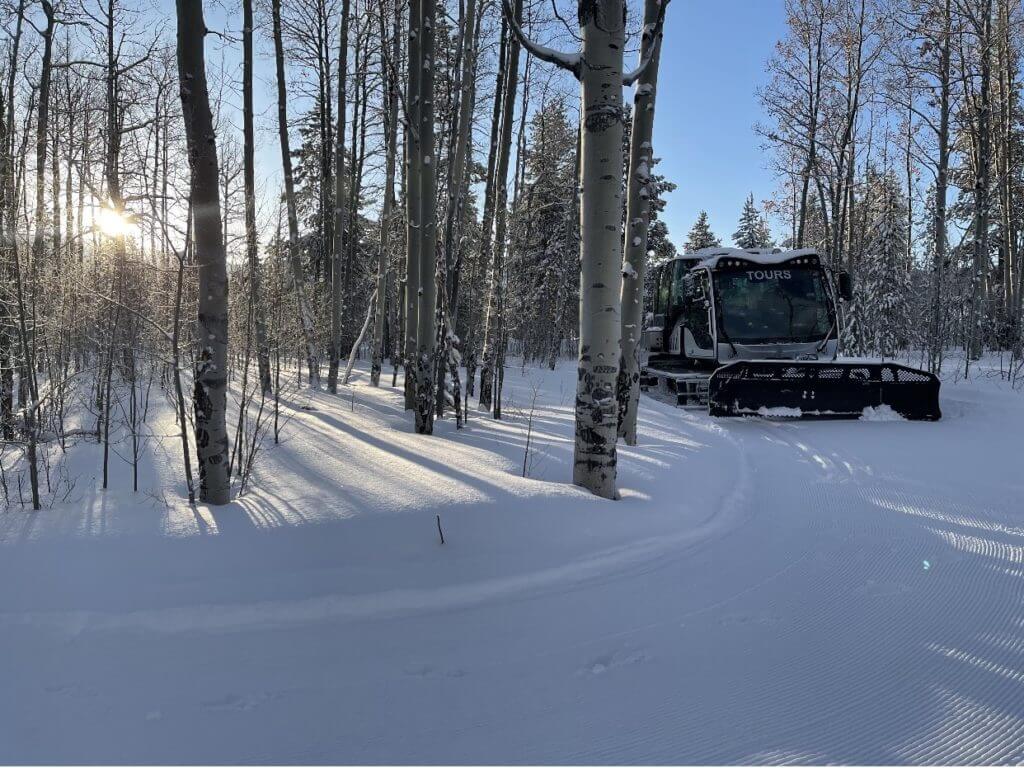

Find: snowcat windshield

[713,267,832,344]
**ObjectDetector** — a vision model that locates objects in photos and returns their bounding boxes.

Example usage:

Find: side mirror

[837,271,853,301]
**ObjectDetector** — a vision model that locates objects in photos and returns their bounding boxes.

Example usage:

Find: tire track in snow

[0,412,757,638]
[549,419,1024,764]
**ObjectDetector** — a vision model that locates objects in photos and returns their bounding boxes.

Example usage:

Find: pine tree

[844,169,911,358]
[732,193,773,248]
[684,210,720,251]
[508,99,579,367]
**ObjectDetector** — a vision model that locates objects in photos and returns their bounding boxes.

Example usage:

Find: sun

[97,206,137,238]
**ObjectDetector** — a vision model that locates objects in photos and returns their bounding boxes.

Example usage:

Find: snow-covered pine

[844,168,912,359]
[684,210,721,251]
[507,98,579,369]
[732,193,774,249]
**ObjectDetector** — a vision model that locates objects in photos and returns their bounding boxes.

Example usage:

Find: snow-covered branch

[623,0,670,86]
[501,0,581,79]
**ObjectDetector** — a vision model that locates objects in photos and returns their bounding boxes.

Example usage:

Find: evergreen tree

[844,169,911,358]
[684,210,720,251]
[508,99,579,367]
[732,193,774,248]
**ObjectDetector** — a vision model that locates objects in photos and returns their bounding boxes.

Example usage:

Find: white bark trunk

[573,0,625,498]
[415,0,438,434]
[404,0,422,410]
[176,0,231,504]
[617,0,664,446]
[328,0,350,393]
[272,0,320,389]
[372,2,400,387]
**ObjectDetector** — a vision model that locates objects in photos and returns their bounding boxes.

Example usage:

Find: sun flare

[97,206,136,238]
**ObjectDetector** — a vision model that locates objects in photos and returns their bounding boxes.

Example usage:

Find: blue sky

[651,0,787,246]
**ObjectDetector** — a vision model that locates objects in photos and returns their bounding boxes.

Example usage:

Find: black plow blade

[708,360,942,421]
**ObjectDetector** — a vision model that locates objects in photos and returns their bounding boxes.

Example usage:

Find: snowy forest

[6,0,1024,764]
[0,0,1020,509]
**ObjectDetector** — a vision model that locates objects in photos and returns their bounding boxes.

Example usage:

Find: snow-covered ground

[2,359,1024,763]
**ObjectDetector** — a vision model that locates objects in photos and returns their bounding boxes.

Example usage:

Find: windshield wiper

[816,319,837,357]
[716,320,740,358]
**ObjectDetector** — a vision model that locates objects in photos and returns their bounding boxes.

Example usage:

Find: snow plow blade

[708,360,941,421]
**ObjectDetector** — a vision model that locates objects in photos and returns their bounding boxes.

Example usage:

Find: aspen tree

[477,0,521,413]
[414,0,438,434]
[176,0,230,504]
[272,0,320,388]
[505,0,666,498]
[243,0,271,394]
[371,0,400,387]
[617,0,666,446]
[404,0,422,410]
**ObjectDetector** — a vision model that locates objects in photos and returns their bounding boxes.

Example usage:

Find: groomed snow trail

[1,363,1023,764]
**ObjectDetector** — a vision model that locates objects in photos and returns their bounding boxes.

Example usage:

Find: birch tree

[617,0,666,446]
[327,0,351,393]
[176,0,230,504]
[404,0,422,410]
[371,0,400,387]
[478,0,523,413]
[243,0,271,394]
[272,0,320,389]
[414,0,438,433]
[505,0,665,498]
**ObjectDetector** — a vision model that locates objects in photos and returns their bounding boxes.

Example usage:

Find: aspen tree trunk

[617,0,663,446]
[967,0,992,366]
[1,0,39,506]
[346,25,369,353]
[328,0,351,393]
[996,0,1015,330]
[404,0,422,410]
[176,0,230,504]
[319,2,334,288]
[929,0,951,374]
[465,18,509,398]
[796,12,826,248]
[414,0,438,434]
[31,1,55,274]
[371,0,400,386]
[243,0,272,394]
[478,0,522,412]
[272,0,320,389]
[443,0,480,322]
[434,0,481,414]
[0,0,24,439]
[573,0,626,498]
[493,54,533,419]
[173,207,196,505]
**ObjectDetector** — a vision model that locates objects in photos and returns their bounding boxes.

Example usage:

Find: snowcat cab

[641,247,941,420]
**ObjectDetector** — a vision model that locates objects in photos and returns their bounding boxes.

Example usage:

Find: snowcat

[640,247,941,420]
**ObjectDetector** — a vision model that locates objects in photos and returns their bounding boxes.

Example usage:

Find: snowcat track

[708,360,942,421]
[641,366,710,409]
